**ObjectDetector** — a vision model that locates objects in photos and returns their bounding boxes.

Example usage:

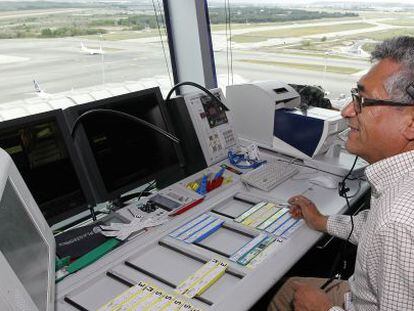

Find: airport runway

[0,37,363,105]
[0,38,170,103]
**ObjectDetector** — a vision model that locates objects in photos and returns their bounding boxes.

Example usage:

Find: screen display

[201,94,228,129]
[74,91,183,198]
[0,114,89,224]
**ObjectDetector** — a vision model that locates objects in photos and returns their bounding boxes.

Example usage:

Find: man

[268,36,414,311]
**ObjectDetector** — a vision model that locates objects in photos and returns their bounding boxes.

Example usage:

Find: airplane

[80,42,104,55]
[32,80,52,99]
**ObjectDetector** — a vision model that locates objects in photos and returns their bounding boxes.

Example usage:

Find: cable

[344,179,362,198]
[69,108,180,214]
[272,156,365,181]
[165,81,229,111]
[70,108,180,144]
[137,180,156,203]
[321,156,359,290]
[115,180,157,209]
[340,156,359,189]
[88,203,97,222]
[151,0,173,88]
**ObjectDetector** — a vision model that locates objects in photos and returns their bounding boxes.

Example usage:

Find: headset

[406,82,414,100]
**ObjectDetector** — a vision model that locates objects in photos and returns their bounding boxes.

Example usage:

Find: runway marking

[0,55,29,64]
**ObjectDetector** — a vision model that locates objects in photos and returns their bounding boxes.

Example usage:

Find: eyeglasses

[351,88,414,114]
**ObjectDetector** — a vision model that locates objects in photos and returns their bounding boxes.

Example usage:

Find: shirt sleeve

[326,210,370,245]
[328,307,344,311]
[366,222,414,310]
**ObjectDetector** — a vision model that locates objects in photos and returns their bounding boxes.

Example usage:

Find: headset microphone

[406,82,414,100]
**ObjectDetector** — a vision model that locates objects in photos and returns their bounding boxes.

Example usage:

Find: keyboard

[241,160,299,191]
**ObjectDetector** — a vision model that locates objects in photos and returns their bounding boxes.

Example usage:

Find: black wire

[137,180,156,203]
[89,204,97,221]
[342,156,359,184]
[337,157,358,276]
[273,156,365,181]
[70,108,180,143]
[165,81,229,111]
[152,0,173,87]
[321,156,359,289]
[116,180,156,208]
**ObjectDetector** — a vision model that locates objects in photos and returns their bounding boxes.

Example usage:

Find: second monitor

[0,110,94,225]
[64,87,186,204]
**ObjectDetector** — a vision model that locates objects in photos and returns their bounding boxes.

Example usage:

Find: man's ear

[401,108,414,141]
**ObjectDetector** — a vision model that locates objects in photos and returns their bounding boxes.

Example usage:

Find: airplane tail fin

[33,80,42,93]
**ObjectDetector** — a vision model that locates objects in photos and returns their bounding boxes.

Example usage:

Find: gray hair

[371,36,414,103]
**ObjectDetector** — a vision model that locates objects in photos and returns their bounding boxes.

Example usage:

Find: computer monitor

[0,110,94,225]
[64,87,185,203]
[0,148,55,311]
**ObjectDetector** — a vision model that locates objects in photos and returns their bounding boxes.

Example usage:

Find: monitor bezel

[64,87,186,203]
[0,109,95,225]
[0,148,55,311]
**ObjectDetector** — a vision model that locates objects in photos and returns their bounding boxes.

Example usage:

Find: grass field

[210,16,363,32]
[0,8,87,19]
[239,59,360,74]
[347,28,414,41]
[85,30,160,41]
[381,18,414,26]
[211,23,271,31]
[230,22,376,43]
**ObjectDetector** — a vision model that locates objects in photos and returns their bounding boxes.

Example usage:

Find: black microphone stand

[70,108,181,218]
[165,81,229,112]
[70,108,180,143]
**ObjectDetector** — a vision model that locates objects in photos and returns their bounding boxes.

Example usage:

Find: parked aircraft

[80,42,104,55]
[32,80,52,98]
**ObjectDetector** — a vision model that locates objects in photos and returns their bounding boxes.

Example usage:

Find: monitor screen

[0,110,93,225]
[65,87,185,202]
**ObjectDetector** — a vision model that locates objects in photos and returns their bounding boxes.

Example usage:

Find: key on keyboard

[241,161,298,191]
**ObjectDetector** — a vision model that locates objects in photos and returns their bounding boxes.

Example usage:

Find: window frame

[163,0,217,94]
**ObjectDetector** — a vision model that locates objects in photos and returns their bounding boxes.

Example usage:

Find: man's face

[341,58,409,163]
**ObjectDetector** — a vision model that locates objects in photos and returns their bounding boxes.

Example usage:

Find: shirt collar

[365,150,414,196]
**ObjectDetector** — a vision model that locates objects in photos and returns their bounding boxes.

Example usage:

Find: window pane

[0,1,172,119]
[209,1,414,106]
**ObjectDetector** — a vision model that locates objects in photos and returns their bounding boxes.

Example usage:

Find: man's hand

[288,195,328,232]
[293,282,334,311]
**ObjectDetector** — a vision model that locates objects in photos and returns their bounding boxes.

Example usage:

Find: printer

[226,81,367,176]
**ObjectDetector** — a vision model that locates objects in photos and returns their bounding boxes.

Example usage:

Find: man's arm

[327,209,370,245]
[288,195,369,245]
[288,195,328,232]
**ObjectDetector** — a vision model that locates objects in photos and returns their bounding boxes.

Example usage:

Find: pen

[170,197,205,216]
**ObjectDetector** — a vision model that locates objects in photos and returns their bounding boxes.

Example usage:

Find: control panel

[183,89,238,166]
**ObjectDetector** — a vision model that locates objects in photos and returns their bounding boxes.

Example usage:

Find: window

[0,0,173,119]
[208,0,414,104]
